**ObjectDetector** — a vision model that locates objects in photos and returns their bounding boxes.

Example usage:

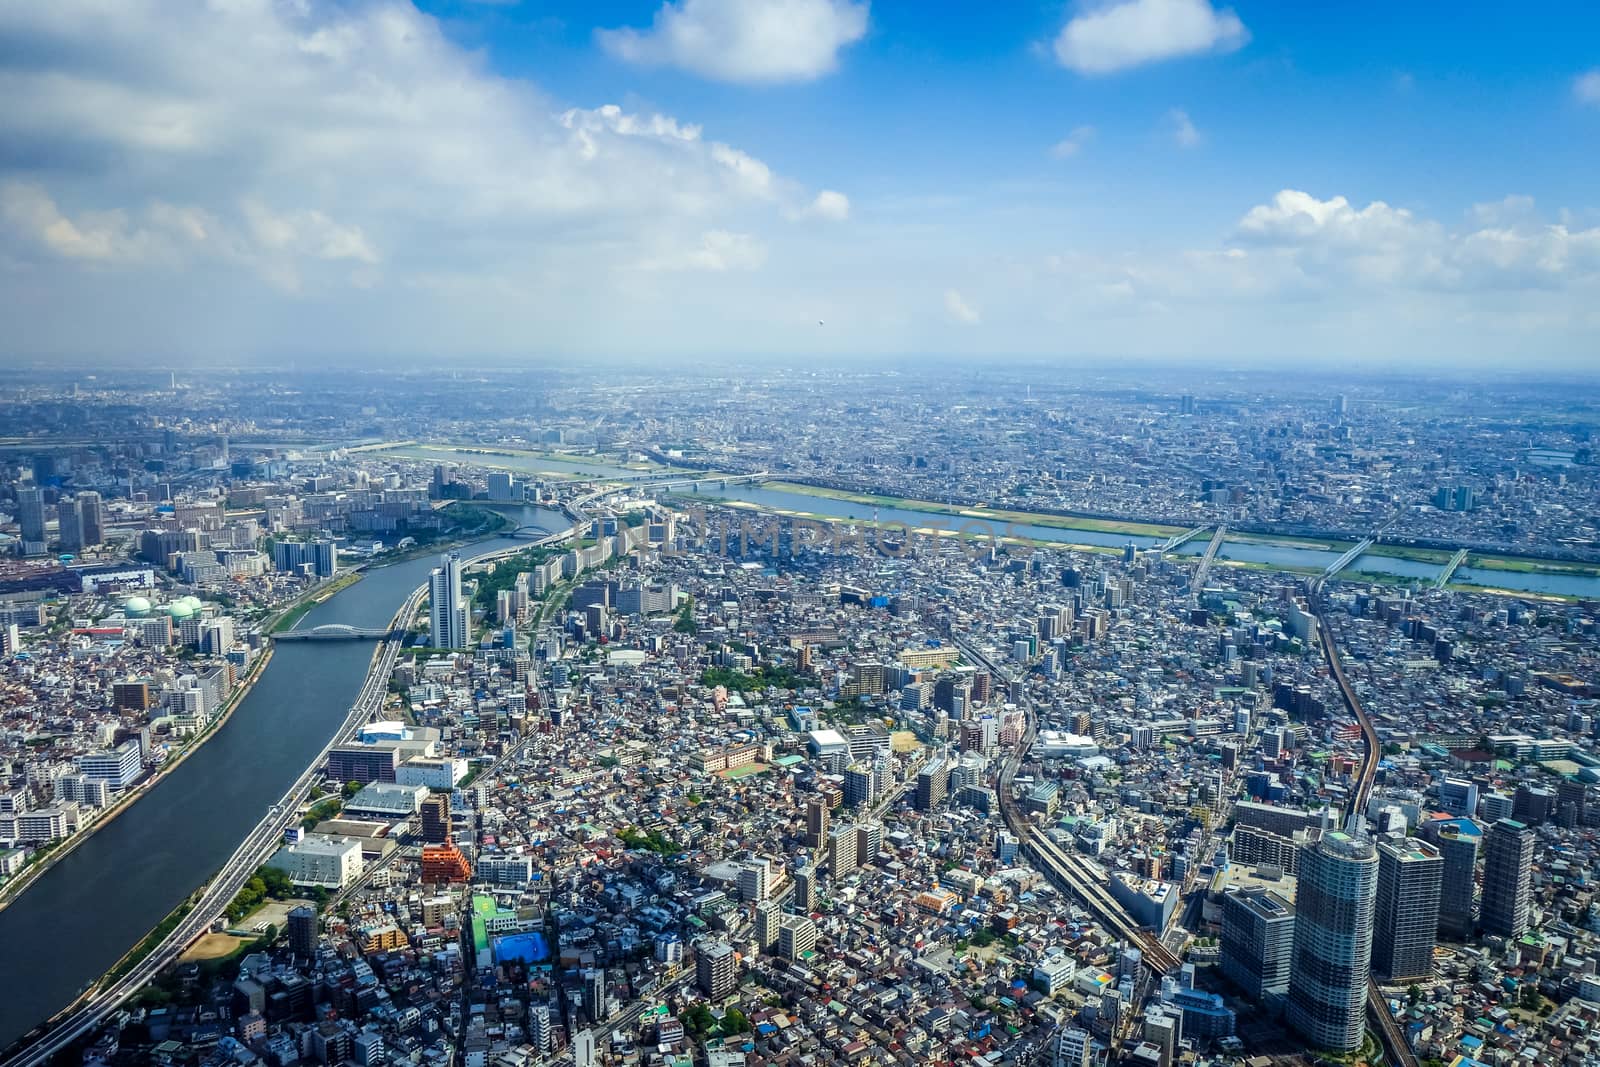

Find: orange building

[421,842,472,884]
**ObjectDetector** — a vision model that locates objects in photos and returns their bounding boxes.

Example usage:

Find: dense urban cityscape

[5,2,1600,1067]
[0,366,1596,1067]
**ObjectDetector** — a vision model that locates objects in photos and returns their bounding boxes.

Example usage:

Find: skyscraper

[1432,819,1481,939]
[429,552,468,650]
[1288,832,1377,1052]
[77,491,103,547]
[57,498,83,552]
[1373,839,1442,981]
[16,486,46,554]
[1220,887,1295,1004]
[1479,819,1534,939]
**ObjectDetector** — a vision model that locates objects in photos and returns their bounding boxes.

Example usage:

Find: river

[0,506,563,1051]
[695,485,1600,598]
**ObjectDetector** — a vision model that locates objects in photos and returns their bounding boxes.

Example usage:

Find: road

[1,505,596,1067]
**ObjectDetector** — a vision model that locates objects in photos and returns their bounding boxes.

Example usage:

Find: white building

[429,552,468,650]
[268,835,364,889]
[396,756,468,790]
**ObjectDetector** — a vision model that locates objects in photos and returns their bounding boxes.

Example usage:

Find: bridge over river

[273,624,398,642]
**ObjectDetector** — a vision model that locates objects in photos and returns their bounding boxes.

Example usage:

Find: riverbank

[0,642,275,916]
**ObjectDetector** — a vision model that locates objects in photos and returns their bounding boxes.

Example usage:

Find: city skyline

[2,1,1599,366]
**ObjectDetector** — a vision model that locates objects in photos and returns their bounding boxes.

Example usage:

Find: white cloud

[1232,189,1600,291]
[944,288,980,324]
[1167,108,1201,147]
[598,0,869,84]
[806,190,851,221]
[1050,125,1097,159]
[0,1,844,306]
[1053,0,1248,75]
[637,230,768,272]
[1576,69,1600,107]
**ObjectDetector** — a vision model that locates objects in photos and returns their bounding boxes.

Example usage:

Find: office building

[697,940,737,999]
[77,740,143,791]
[1287,832,1377,1053]
[311,538,337,578]
[327,744,398,784]
[1373,839,1441,981]
[429,551,469,650]
[78,491,103,547]
[16,487,46,554]
[288,905,318,960]
[1220,887,1295,1004]
[1480,818,1534,939]
[269,835,364,889]
[420,794,451,844]
[57,499,83,552]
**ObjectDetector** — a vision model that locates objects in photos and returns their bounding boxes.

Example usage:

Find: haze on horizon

[1,0,1598,369]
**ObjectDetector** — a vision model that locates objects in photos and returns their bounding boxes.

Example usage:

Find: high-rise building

[583,968,607,1022]
[1220,887,1295,1004]
[1479,818,1534,939]
[311,538,337,578]
[828,824,858,878]
[1287,832,1377,1053]
[287,904,318,960]
[1373,839,1442,981]
[77,491,103,547]
[1431,819,1481,939]
[855,821,882,868]
[420,794,451,844]
[805,796,829,849]
[915,758,949,810]
[737,857,772,902]
[696,941,737,999]
[57,499,83,552]
[429,552,468,650]
[754,900,780,952]
[16,486,46,554]
[843,765,875,808]
[793,864,816,913]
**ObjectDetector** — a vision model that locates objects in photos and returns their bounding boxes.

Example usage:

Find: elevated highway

[1306,575,1420,1067]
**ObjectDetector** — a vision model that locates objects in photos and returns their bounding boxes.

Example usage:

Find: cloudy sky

[2,0,1598,368]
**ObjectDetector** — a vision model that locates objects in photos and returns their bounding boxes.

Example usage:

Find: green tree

[722,1008,751,1034]
[342,780,363,798]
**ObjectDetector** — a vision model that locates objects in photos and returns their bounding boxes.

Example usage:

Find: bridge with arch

[274,623,400,642]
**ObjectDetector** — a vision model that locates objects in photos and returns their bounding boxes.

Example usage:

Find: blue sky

[2,0,1598,368]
